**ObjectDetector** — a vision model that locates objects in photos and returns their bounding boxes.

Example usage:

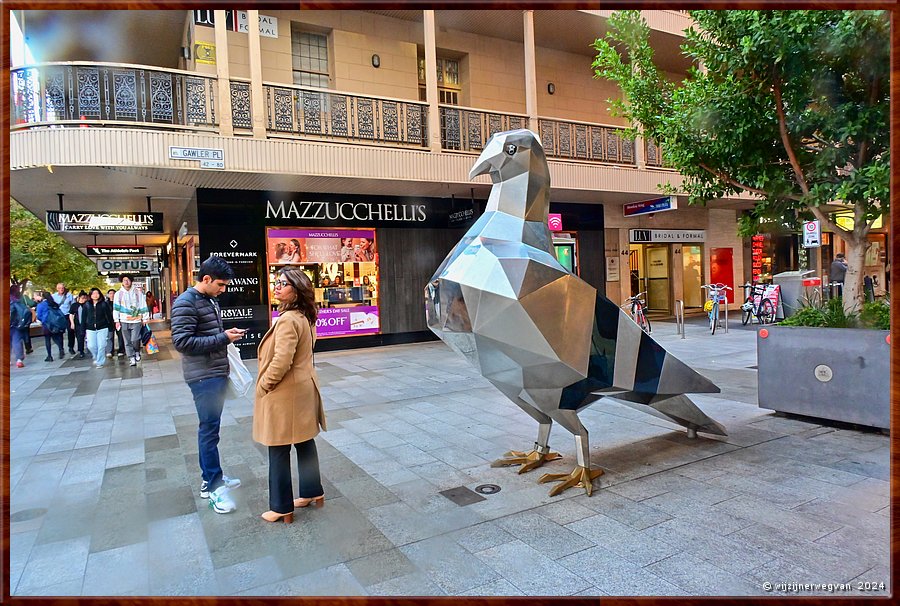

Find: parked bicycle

[701,283,732,335]
[621,291,652,333]
[739,282,776,326]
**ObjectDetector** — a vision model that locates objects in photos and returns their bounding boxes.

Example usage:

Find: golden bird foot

[491,449,562,474]
[538,465,604,496]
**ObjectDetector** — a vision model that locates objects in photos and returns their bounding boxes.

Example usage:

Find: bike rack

[674,299,685,339]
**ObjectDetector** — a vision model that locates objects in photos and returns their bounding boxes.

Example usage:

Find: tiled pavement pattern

[9,322,890,597]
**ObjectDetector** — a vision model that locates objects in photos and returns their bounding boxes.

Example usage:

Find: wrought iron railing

[263,83,428,147]
[645,138,665,167]
[11,62,218,130]
[439,105,528,152]
[538,118,635,165]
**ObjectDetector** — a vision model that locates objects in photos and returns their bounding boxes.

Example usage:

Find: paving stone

[16,535,91,594]
[239,563,368,596]
[447,521,517,553]
[346,547,417,587]
[557,545,687,596]
[474,539,592,596]
[213,555,286,595]
[646,552,762,596]
[367,571,447,596]
[458,578,525,596]
[82,542,149,595]
[400,535,499,594]
[494,511,595,560]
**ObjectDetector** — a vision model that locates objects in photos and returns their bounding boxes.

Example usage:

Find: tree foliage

[592,10,889,310]
[10,198,102,292]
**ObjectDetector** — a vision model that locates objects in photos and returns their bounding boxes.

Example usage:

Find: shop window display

[266,228,380,338]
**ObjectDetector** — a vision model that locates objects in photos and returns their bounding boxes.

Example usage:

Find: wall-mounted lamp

[371,54,381,68]
[547,82,556,95]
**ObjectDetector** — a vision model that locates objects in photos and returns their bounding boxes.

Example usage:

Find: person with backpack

[51,282,77,355]
[10,284,32,368]
[36,290,67,361]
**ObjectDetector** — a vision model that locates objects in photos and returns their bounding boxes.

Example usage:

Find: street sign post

[802,220,821,247]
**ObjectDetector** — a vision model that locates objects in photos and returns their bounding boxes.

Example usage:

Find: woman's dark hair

[119,274,133,282]
[362,275,370,285]
[198,256,235,281]
[10,284,21,299]
[89,287,103,299]
[290,239,301,251]
[277,267,317,325]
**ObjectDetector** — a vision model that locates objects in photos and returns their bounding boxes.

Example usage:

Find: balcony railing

[538,118,635,165]
[263,83,428,147]
[11,62,218,130]
[10,62,662,171]
[439,105,528,152]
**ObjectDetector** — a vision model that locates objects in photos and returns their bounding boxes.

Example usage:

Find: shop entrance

[629,244,671,312]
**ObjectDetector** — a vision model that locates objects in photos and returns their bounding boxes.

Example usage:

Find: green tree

[10,198,101,292]
[592,10,889,312]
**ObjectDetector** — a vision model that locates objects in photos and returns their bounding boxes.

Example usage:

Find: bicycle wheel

[642,311,652,333]
[710,304,718,335]
[759,298,775,325]
[741,300,752,325]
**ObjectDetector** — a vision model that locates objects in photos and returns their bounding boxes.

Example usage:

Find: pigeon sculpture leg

[425,129,727,497]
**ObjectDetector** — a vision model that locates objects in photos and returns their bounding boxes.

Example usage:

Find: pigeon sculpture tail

[425,129,726,496]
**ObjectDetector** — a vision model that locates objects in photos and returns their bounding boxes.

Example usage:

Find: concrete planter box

[757,326,890,429]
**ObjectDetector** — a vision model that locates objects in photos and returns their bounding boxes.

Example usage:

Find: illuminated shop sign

[629,229,705,243]
[623,196,677,217]
[751,235,765,283]
[47,211,163,233]
[266,200,426,223]
[87,245,145,256]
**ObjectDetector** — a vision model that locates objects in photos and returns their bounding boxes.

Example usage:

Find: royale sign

[265,200,427,223]
[47,211,163,233]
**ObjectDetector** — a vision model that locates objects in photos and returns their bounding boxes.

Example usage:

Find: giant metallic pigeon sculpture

[425,129,726,496]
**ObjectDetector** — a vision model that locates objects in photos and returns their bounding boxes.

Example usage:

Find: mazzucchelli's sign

[47,211,163,233]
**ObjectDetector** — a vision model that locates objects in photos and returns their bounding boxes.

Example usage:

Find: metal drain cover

[474,484,501,495]
[439,486,485,506]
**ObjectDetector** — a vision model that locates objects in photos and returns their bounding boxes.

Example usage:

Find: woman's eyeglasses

[274,280,291,288]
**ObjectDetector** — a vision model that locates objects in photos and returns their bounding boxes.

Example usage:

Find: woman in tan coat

[254,267,327,523]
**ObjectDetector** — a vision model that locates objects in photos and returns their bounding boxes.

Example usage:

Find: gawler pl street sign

[96,258,155,273]
[47,211,163,233]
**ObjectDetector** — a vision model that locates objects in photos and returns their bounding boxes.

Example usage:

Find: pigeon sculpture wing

[425,129,726,496]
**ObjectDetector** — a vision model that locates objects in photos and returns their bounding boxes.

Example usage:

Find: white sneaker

[136,352,142,362]
[208,486,236,514]
[129,357,137,367]
[200,475,241,499]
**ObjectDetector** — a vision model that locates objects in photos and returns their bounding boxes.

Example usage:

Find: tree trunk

[840,236,867,315]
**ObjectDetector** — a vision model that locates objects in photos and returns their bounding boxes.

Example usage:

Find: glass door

[645,244,671,312]
[682,245,704,309]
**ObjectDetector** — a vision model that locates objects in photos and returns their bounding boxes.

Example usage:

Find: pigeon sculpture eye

[505,144,517,156]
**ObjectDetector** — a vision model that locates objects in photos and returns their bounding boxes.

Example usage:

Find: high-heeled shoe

[293,495,324,508]
[261,510,294,524]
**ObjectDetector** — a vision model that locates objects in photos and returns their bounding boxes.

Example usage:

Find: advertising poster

[267,228,379,338]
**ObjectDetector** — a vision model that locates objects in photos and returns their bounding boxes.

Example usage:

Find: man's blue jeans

[188,376,228,492]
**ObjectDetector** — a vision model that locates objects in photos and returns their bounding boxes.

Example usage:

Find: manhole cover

[474,484,501,495]
[439,486,485,506]
[11,508,47,523]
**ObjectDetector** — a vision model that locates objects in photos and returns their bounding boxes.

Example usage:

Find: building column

[213,10,233,137]
[423,10,441,152]
[523,10,538,131]
[247,9,267,138]
[635,133,646,168]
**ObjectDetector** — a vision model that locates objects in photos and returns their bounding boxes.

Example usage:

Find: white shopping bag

[227,343,253,397]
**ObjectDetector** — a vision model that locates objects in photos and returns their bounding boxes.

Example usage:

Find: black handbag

[140,323,153,345]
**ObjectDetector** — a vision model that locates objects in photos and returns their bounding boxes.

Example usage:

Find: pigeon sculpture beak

[468,153,493,180]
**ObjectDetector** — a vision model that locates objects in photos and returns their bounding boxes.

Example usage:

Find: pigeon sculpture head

[469,129,550,224]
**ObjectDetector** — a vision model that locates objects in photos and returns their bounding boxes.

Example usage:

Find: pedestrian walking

[83,287,114,368]
[106,289,126,358]
[51,282,76,354]
[830,253,848,298]
[21,283,36,354]
[69,290,89,359]
[10,284,32,368]
[113,275,149,366]
[36,291,66,361]
[254,267,327,524]
[171,256,245,514]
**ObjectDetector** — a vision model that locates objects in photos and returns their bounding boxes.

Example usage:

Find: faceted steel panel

[424,128,727,496]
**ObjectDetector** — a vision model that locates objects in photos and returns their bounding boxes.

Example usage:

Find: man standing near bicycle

[830,253,848,298]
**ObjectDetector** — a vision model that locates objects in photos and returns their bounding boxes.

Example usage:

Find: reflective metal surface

[425,128,727,496]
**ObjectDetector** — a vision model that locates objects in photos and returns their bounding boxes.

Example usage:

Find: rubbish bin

[772,270,817,318]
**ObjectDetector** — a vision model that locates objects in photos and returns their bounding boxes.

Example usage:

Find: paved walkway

[9,323,890,596]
